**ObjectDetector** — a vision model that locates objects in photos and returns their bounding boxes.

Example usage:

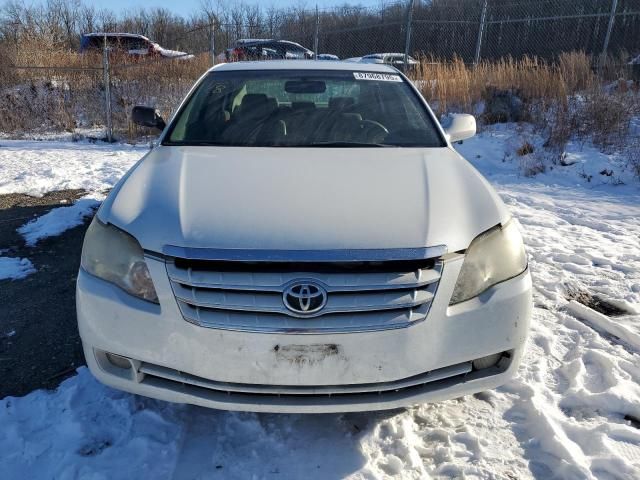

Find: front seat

[225,93,282,144]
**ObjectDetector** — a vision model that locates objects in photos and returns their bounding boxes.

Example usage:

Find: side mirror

[442,113,476,143]
[132,106,166,131]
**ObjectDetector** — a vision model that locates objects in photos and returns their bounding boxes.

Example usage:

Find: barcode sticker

[353,72,403,82]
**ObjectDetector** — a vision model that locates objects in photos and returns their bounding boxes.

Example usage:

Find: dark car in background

[80,33,192,59]
[219,39,314,62]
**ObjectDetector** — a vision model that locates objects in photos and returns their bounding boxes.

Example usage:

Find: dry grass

[1,46,638,154]
[580,90,633,147]
[411,52,595,117]
[0,44,212,137]
[410,51,640,165]
[516,141,535,156]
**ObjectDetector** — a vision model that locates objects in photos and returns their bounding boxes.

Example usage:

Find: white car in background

[317,53,340,60]
[345,52,419,68]
[77,61,532,413]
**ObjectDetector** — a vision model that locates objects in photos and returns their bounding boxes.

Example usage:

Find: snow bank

[0,257,36,280]
[567,300,640,350]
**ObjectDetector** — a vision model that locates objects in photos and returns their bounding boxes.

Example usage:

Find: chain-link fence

[2,0,639,139]
[210,0,640,63]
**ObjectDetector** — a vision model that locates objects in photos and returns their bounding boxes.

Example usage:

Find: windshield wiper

[305,141,394,148]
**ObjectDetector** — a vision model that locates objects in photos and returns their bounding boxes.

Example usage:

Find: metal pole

[600,0,619,71]
[102,34,113,143]
[314,4,319,60]
[404,0,415,65]
[474,0,488,66]
[210,21,216,66]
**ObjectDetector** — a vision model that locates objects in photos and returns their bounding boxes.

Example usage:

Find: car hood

[99,146,509,255]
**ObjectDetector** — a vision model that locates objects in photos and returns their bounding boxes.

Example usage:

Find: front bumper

[76,254,532,413]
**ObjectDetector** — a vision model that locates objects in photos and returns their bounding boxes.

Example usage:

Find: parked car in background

[221,39,314,62]
[317,53,340,60]
[345,53,418,71]
[78,60,532,414]
[80,33,192,59]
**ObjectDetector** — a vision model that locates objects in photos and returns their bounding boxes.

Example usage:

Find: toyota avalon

[76,60,532,413]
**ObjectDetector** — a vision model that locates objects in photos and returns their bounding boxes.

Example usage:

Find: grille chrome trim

[138,361,472,395]
[171,281,435,317]
[163,245,447,262]
[167,265,441,292]
[166,250,444,333]
[178,302,432,333]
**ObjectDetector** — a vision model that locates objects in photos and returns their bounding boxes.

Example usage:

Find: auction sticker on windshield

[353,72,403,82]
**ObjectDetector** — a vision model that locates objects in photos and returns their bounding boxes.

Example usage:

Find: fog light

[106,353,131,370]
[472,353,502,370]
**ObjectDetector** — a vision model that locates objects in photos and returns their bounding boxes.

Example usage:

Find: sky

[80,0,386,17]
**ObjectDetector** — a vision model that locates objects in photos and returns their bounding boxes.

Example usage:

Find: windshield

[164,69,445,148]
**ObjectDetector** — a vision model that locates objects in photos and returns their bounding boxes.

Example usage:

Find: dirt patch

[0,189,91,398]
[565,286,628,317]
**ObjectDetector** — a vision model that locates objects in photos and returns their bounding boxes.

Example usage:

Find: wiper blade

[306,142,393,148]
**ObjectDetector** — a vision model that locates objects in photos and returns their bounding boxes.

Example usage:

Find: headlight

[450,220,527,305]
[81,218,159,303]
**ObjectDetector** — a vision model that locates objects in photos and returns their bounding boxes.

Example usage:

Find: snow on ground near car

[0,257,36,280]
[1,126,640,478]
[0,140,145,197]
[0,140,144,273]
[17,197,100,246]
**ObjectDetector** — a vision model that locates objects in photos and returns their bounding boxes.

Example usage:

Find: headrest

[241,93,268,109]
[329,97,355,110]
[239,94,277,116]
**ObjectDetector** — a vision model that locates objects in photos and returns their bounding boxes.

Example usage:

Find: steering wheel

[360,119,389,143]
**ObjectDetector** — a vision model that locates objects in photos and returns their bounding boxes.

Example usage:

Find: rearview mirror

[132,106,166,131]
[442,114,476,143]
[285,80,326,94]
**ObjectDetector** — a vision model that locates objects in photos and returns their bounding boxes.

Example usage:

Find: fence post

[210,21,216,66]
[102,34,113,143]
[600,0,619,71]
[404,0,415,64]
[474,0,488,66]
[314,4,319,60]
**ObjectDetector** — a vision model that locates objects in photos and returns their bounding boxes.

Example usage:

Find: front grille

[166,257,443,333]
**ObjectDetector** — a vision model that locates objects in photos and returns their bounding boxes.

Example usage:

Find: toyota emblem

[283,281,328,315]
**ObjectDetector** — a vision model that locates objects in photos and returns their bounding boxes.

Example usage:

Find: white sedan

[77,61,531,413]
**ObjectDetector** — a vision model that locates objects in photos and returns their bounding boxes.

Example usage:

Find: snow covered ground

[18,198,101,247]
[0,140,144,278]
[0,256,35,281]
[0,140,145,198]
[1,127,640,479]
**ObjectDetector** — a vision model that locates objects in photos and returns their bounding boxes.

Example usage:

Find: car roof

[210,60,399,73]
[237,39,307,47]
[83,32,150,40]
[365,53,407,57]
